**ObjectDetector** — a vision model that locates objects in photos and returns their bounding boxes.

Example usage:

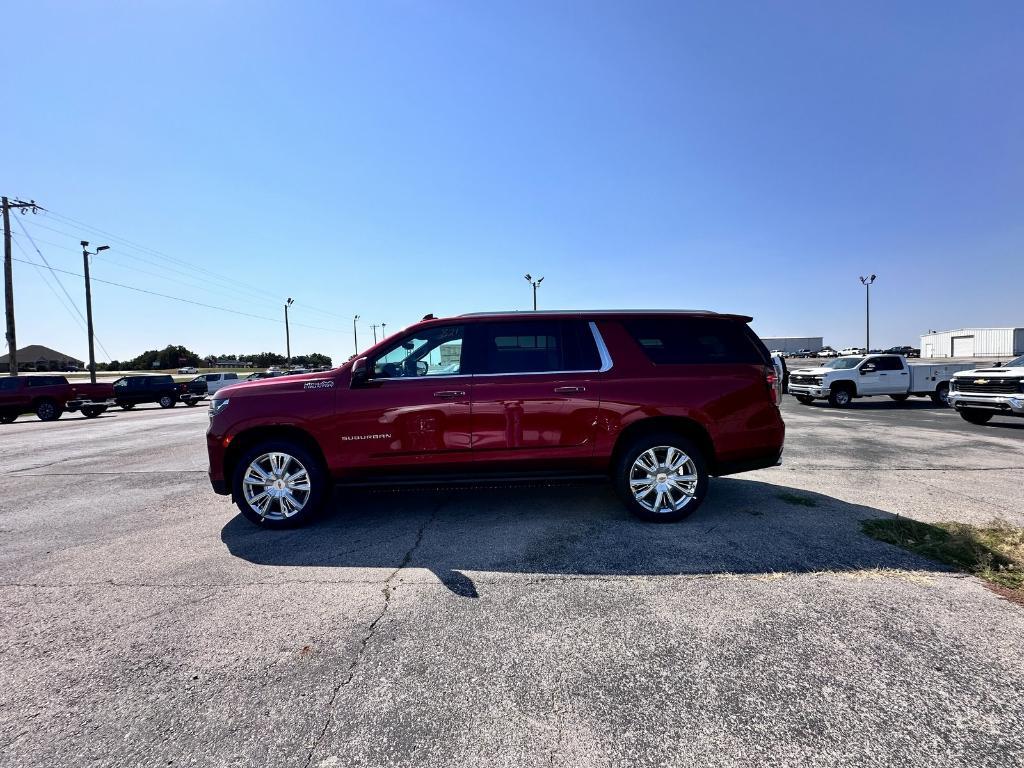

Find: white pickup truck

[948,354,1024,424]
[788,354,976,407]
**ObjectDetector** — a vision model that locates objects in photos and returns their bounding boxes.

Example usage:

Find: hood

[217,370,344,398]
[791,367,833,376]
[952,366,1024,379]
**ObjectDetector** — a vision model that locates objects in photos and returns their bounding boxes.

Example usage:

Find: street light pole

[284,298,294,365]
[859,274,876,351]
[370,324,379,344]
[524,273,544,310]
[353,315,360,354]
[81,241,110,384]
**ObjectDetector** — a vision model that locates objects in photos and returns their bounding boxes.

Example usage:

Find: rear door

[466,318,605,469]
[0,377,24,412]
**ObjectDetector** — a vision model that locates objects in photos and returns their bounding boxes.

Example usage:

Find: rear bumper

[65,397,114,410]
[949,392,1024,416]
[712,448,783,477]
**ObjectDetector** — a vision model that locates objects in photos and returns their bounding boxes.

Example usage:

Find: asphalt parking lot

[2,398,1023,767]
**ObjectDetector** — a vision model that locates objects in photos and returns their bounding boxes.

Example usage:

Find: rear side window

[872,356,903,371]
[224,373,238,380]
[623,317,768,365]
[472,320,601,374]
[28,376,64,387]
[0,378,18,390]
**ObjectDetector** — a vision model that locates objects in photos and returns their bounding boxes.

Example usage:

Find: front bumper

[949,391,1024,416]
[788,383,828,399]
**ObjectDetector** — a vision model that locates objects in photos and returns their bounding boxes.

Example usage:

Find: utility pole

[524,273,544,310]
[81,241,110,384]
[859,274,876,351]
[353,314,360,354]
[370,324,379,345]
[285,298,294,365]
[3,197,42,375]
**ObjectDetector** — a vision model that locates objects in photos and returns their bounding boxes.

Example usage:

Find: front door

[330,324,472,476]
[467,318,605,470]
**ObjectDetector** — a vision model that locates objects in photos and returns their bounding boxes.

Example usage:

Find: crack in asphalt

[301,501,443,768]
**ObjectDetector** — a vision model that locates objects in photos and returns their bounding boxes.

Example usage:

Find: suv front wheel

[232,440,329,528]
[614,434,709,523]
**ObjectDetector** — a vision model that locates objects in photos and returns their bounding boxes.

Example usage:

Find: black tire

[0,412,17,424]
[185,399,198,407]
[828,386,853,407]
[959,409,993,425]
[82,407,103,418]
[119,402,134,410]
[930,383,950,406]
[613,433,709,523]
[158,395,176,408]
[231,440,329,528]
[35,399,63,422]
[890,394,910,402]
[795,395,814,405]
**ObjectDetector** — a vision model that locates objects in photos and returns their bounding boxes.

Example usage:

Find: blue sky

[4,1,1023,364]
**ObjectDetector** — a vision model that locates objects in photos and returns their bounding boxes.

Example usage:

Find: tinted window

[28,376,65,387]
[623,317,767,365]
[147,376,173,388]
[0,378,18,391]
[873,356,903,371]
[476,320,566,374]
[224,373,238,380]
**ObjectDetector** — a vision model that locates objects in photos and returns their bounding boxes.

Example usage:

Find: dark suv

[112,375,181,409]
[207,310,785,527]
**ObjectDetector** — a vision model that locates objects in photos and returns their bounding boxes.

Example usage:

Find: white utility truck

[948,354,1024,424]
[788,354,976,407]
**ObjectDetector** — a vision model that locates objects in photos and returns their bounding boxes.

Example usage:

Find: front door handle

[433,390,466,398]
[554,386,586,394]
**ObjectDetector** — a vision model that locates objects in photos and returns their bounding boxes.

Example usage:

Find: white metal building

[759,336,824,354]
[920,327,1024,359]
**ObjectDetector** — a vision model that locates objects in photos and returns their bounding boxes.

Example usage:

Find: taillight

[765,367,780,406]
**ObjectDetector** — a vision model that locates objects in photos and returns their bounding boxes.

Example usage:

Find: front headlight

[209,398,230,417]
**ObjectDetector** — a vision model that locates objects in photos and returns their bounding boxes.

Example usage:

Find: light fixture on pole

[353,314,361,354]
[524,273,544,310]
[859,274,876,351]
[81,241,109,384]
[284,298,294,364]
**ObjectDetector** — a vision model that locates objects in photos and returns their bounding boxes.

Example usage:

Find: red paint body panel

[206,311,785,492]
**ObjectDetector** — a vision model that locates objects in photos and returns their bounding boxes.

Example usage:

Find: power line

[12,220,114,360]
[41,209,353,321]
[9,256,343,332]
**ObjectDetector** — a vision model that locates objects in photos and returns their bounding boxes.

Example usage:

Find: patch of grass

[776,492,818,507]
[861,517,1024,597]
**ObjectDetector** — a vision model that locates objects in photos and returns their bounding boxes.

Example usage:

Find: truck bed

[908,362,976,394]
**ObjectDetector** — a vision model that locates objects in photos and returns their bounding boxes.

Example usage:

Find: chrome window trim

[364,320,614,381]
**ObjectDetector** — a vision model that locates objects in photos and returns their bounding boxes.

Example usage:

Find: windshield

[1006,354,1024,368]
[823,357,863,369]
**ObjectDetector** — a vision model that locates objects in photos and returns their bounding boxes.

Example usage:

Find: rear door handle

[433,390,466,398]
[554,386,585,394]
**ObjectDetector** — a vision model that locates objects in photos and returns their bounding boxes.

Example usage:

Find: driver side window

[371,325,464,379]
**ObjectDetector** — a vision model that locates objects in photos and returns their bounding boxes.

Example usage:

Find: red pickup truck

[0,375,115,423]
[207,310,785,527]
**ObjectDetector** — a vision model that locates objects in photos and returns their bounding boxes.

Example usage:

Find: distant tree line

[96,345,332,371]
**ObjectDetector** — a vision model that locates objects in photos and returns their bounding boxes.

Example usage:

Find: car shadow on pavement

[221,477,950,598]
[793,399,946,411]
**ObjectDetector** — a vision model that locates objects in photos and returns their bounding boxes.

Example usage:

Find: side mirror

[350,357,369,387]
[861,364,875,374]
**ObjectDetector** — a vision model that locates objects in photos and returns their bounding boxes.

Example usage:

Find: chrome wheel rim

[629,446,698,514]
[242,452,312,520]
[38,403,55,419]
[835,390,850,405]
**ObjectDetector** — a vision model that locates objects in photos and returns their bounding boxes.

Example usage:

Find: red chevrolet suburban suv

[207,310,784,527]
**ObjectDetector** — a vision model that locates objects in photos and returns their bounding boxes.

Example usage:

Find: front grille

[953,377,1021,395]
[790,374,819,385]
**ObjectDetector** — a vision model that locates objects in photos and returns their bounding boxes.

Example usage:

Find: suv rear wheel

[232,440,328,528]
[614,434,709,523]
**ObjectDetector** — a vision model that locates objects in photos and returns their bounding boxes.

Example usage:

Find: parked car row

[786,354,1002,416]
